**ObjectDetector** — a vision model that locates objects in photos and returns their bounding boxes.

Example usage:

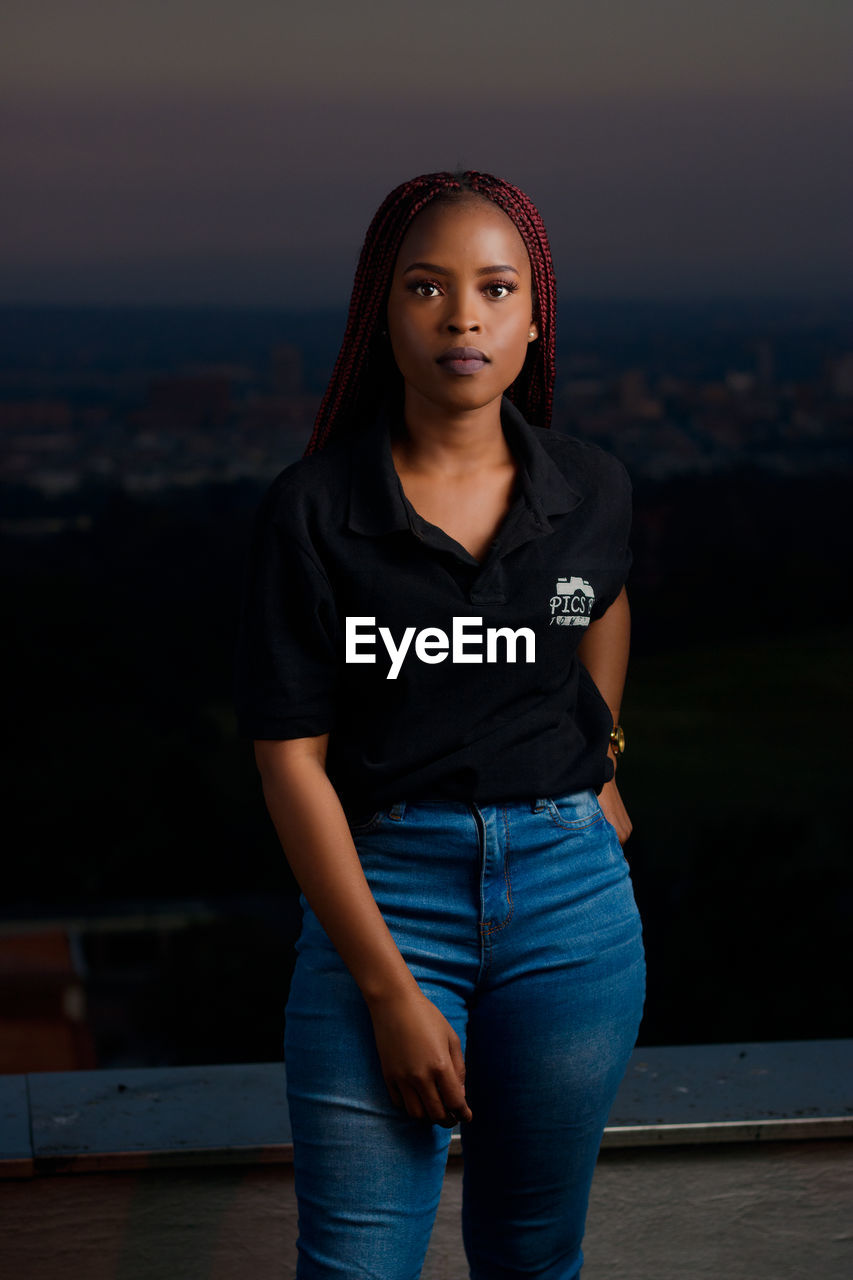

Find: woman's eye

[485,281,518,299]
[407,278,518,299]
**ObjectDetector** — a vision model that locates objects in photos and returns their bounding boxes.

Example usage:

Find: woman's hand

[367,988,473,1127]
[575,588,632,847]
[597,776,632,845]
[255,740,470,1127]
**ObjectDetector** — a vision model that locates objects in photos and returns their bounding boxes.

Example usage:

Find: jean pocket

[543,790,605,832]
[346,810,387,836]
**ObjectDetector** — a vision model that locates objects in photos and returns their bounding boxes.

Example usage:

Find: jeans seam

[481,806,514,937]
[472,805,493,978]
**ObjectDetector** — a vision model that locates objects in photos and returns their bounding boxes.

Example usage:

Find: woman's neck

[392,393,512,478]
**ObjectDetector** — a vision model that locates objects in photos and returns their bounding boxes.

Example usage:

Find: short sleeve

[235,483,339,739]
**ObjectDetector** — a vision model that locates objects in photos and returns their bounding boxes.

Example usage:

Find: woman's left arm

[575,585,632,844]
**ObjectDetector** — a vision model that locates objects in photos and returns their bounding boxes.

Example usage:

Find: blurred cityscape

[1,300,851,1076]
[1,300,852,518]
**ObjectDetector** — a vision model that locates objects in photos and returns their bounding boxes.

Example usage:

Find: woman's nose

[446,312,481,333]
[444,287,482,333]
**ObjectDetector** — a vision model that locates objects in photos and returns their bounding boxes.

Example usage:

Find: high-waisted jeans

[284,790,645,1279]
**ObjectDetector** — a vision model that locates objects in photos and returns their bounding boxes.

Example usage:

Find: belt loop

[389,801,407,822]
[531,797,548,813]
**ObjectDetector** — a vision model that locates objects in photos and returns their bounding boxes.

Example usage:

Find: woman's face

[385,197,538,419]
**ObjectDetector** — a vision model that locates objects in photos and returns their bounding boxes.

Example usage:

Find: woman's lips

[436,346,489,375]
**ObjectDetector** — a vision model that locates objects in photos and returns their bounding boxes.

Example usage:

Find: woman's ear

[528,322,539,341]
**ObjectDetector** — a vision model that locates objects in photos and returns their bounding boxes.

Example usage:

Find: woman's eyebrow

[401,261,520,276]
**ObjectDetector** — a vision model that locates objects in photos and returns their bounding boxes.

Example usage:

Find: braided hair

[304,171,557,455]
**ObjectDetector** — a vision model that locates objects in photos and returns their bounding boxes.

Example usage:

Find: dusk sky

[3,1,851,305]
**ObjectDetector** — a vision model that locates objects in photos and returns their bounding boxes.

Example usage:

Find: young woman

[236,171,645,1279]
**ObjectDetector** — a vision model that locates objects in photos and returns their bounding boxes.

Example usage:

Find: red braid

[304,171,557,454]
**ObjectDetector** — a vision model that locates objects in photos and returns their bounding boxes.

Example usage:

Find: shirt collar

[347,396,582,538]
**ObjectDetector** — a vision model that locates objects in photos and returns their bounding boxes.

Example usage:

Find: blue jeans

[285,791,645,1279]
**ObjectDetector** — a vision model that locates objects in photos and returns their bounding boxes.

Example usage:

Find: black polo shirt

[235,396,631,815]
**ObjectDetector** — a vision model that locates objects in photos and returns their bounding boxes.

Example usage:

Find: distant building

[0,401,72,430]
[617,369,662,419]
[829,353,853,399]
[270,344,304,397]
[755,339,775,389]
[147,374,232,427]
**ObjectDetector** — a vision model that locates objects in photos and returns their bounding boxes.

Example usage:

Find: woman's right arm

[254,736,472,1126]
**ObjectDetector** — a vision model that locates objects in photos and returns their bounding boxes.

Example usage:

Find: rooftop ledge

[2,1039,851,1180]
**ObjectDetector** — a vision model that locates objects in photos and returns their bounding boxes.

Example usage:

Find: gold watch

[609,725,625,758]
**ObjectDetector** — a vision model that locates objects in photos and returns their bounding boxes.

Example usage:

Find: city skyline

[3,1,851,305]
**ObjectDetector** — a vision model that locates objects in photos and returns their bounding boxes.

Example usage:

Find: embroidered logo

[549,577,594,627]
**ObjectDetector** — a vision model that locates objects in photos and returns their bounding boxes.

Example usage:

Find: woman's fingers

[446,1039,473,1123]
[392,1061,470,1125]
[597,778,632,845]
[398,1082,426,1121]
[385,1078,405,1110]
[417,1038,473,1126]
[449,1033,466,1088]
[385,1060,473,1126]
[370,990,472,1125]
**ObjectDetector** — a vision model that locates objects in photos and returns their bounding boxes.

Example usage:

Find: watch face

[611,725,626,755]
